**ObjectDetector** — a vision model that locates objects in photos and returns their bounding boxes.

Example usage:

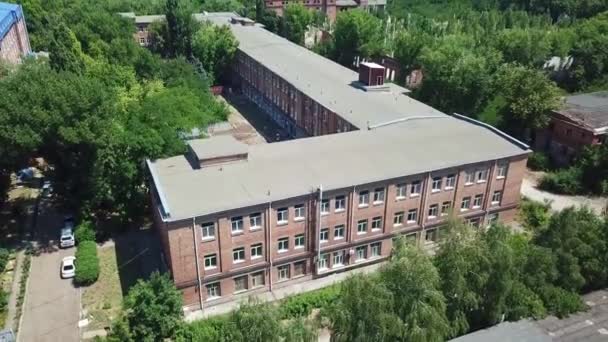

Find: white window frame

[231,216,244,233]
[425,229,438,243]
[334,225,345,239]
[201,222,215,240]
[407,209,417,223]
[431,177,442,192]
[320,228,329,243]
[428,204,438,218]
[251,271,265,288]
[277,208,288,225]
[396,184,406,199]
[278,265,290,281]
[318,253,329,270]
[476,169,488,183]
[373,188,385,204]
[473,194,483,209]
[333,251,344,267]
[251,243,263,259]
[497,164,508,179]
[370,242,381,258]
[294,234,305,248]
[204,254,217,270]
[358,191,369,207]
[206,282,221,299]
[441,201,451,216]
[321,199,329,215]
[410,181,422,197]
[371,216,382,231]
[249,213,262,230]
[492,191,502,205]
[335,196,346,212]
[278,237,289,253]
[394,212,404,226]
[294,204,305,221]
[464,171,474,185]
[357,219,368,234]
[233,247,245,263]
[461,197,471,211]
[445,174,456,189]
[355,246,367,261]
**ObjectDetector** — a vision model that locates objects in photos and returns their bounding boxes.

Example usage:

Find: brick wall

[0,19,30,64]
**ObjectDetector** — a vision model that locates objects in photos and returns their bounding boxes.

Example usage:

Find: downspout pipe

[191,217,204,312]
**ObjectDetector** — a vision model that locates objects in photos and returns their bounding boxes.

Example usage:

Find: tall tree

[192,23,239,84]
[164,0,198,57]
[49,22,86,74]
[332,10,385,67]
[282,3,312,45]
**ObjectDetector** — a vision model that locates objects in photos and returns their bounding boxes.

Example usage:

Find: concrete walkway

[521,172,607,213]
[185,262,384,321]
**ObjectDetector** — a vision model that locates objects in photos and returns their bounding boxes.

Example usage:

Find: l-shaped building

[144,13,530,312]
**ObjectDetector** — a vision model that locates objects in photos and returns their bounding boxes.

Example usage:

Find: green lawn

[82,245,123,330]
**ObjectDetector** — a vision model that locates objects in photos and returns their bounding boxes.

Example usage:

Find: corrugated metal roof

[555,92,608,132]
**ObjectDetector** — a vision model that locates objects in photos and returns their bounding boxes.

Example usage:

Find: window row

[204,243,265,269]
[205,270,265,299]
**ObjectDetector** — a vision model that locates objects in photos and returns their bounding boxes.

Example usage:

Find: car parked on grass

[60,256,76,279]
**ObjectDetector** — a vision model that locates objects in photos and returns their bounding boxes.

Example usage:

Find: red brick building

[536,92,608,165]
[0,3,30,64]
[146,13,530,312]
[265,0,337,21]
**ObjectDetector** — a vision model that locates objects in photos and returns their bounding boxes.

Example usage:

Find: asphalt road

[19,200,80,342]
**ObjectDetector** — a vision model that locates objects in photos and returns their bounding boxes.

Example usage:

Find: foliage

[14,251,31,334]
[527,151,551,171]
[164,0,199,58]
[539,167,584,195]
[493,27,552,66]
[0,248,9,273]
[114,272,183,341]
[192,22,239,83]
[75,241,100,285]
[279,284,339,319]
[281,3,312,45]
[331,10,385,67]
[48,22,86,74]
[519,198,551,231]
[201,0,243,12]
[74,221,96,243]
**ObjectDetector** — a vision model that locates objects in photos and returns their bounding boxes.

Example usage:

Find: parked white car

[60,256,76,279]
[59,228,75,248]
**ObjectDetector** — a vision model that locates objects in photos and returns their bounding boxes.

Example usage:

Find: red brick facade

[0,18,30,64]
[265,0,338,22]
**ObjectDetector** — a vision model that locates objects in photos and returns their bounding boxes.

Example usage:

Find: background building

[0,2,30,64]
[145,13,530,311]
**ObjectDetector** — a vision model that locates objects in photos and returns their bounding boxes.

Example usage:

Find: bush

[279,285,339,319]
[74,221,96,244]
[0,248,9,272]
[527,151,551,171]
[538,285,584,318]
[75,241,99,285]
[539,168,584,195]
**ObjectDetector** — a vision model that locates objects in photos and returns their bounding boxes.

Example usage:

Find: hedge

[74,221,95,244]
[538,168,584,195]
[278,284,339,319]
[75,241,99,285]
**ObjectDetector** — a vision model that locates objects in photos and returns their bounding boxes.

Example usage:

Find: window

[294,204,305,221]
[359,191,369,207]
[204,254,217,270]
[333,251,344,266]
[432,177,442,192]
[355,246,367,261]
[487,213,499,226]
[371,216,383,230]
[425,229,438,243]
[201,222,215,240]
[277,208,288,224]
[476,169,488,183]
[139,37,145,44]
[251,243,263,259]
[334,225,345,239]
[357,219,368,234]
[461,197,471,211]
[295,234,305,248]
[278,265,290,281]
[373,188,385,203]
[465,171,475,185]
[293,261,305,277]
[473,194,483,208]
[410,181,422,196]
[231,216,243,233]
[407,209,418,223]
[321,199,329,214]
[206,282,221,299]
[396,184,406,199]
[428,204,439,218]
[445,174,456,189]
[233,247,245,263]
[278,237,289,252]
[492,191,502,205]
[320,228,329,243]
[250,213,262,229]
[318,253,329,270]
[394,212,404,226]
[234,275,248,292]
[370,242,381,257]
[441,201,452,216]
[497,164,508,178]
[251,271,265,288]
[335,196,346,211]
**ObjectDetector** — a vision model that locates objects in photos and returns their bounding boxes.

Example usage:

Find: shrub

[527,151,551,171]
[279,285,339,319]
[519,198,551,231]
[75,241,99,285]
[74,221,96,244]
[0,248,9,272]
[538,285,584,318]
[539,168,584,195]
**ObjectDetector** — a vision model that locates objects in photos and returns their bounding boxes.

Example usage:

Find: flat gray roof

[150,116,528,221]
[188,136,248,161]
[450,321,551,342]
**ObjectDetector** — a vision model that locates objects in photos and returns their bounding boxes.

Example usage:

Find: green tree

[577,144,608,195]
[120,272,183,341]
[332,10,385,67]
[494,28,552,66]
[192,23,239,83]
[201,0,244,12]
[382,241,450,341]
[393,30,429,83]
[495,63,561,139]
[567,12,608,90]
[48,22,86,74]
[164,0,198,57]
[282,3,312,45]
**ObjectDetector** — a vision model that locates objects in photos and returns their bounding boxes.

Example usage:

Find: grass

[82,245,122,330]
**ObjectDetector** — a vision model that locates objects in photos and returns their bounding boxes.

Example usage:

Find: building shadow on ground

[223,93,290,142]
